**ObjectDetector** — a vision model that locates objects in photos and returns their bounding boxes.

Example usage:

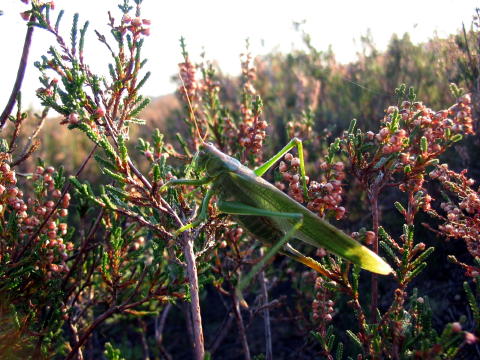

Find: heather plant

[2,1,196,359]
[1,1,480,359]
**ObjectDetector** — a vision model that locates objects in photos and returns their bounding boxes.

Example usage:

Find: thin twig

[259,248,273,360]
[138,319,151,360]
[14,145,98,262]
[232,293,251,360]
[369,188,380,324]
[155,303,173,360]
[62,209,104,291]
[0,17,34,129]
[11,140,40,167]
[12,108,49,167]
[65,297,155,360]
[208,311,234,355]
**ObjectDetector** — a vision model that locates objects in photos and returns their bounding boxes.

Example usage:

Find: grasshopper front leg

[254,137,308,198]
[159,177,214,234]
[159,176,212,192]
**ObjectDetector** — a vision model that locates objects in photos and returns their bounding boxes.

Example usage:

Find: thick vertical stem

[369,192,380,323]
[259,249,273,360]
[68,323,84,360]
[182,237,205,360]
[232,294,251,360]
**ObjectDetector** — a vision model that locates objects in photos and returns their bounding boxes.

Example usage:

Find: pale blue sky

[0,0,478,109]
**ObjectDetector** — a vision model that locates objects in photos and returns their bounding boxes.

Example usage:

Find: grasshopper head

[196,143,241,176]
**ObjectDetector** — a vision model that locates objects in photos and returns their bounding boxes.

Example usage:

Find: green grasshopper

[160,136,392,285]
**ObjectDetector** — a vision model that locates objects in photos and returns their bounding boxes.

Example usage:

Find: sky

[0,0,478,109]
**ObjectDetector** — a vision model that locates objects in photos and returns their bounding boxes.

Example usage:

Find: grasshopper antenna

[178,71,207,145]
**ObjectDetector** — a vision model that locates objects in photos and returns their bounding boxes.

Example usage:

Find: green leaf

[451,134,463,143]
[327,333,335,351]
[105,185,129,199]
[117,135,128,162]
[103,168,127,183]
[410,247,435,270]
[135,71,151,92]
[99,136,117,162]
[79,20,89,53]
[394,201,406,214]
[380,241,399,264]
[129,97,150,118]
[346,330,362,350]
[94,155,116,172]
[464,281,480,322]
[348,118,357,134]
[335,342,344,360]
[406,262,427,282]
[420,136,428,153]
[71,13,79,55]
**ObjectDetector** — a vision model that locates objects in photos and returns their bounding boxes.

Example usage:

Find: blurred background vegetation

[13,22,479,174]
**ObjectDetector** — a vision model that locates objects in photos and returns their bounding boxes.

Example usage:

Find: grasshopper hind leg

[216,200,304,293]
[281,243,331,279]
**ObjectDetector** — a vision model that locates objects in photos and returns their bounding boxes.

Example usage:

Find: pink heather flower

[1,163,10,172]
[131,17,142,27]
[20,11,30,21]
[333,162,344,171]
[144,151,153,160]
[94,108,105,118]
[465,332,477,345]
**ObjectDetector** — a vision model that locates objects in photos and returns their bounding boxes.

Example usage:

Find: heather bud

[451,322,462,333]
[365,231,375,245]
[94,108,105,118]
[68,113,80,124]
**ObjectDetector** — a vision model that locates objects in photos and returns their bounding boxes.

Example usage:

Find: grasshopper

[160,136,392,283]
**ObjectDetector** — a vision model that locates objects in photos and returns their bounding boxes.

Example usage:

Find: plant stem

[369,190,380,323]
[259,248,273,360]
[68,323,84,360]
[182,235,205,360]
[0,16,34,129]
[64,299,151,360]
[232,293,251,360]
[155,303,173,360]
[208,312,234,355]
